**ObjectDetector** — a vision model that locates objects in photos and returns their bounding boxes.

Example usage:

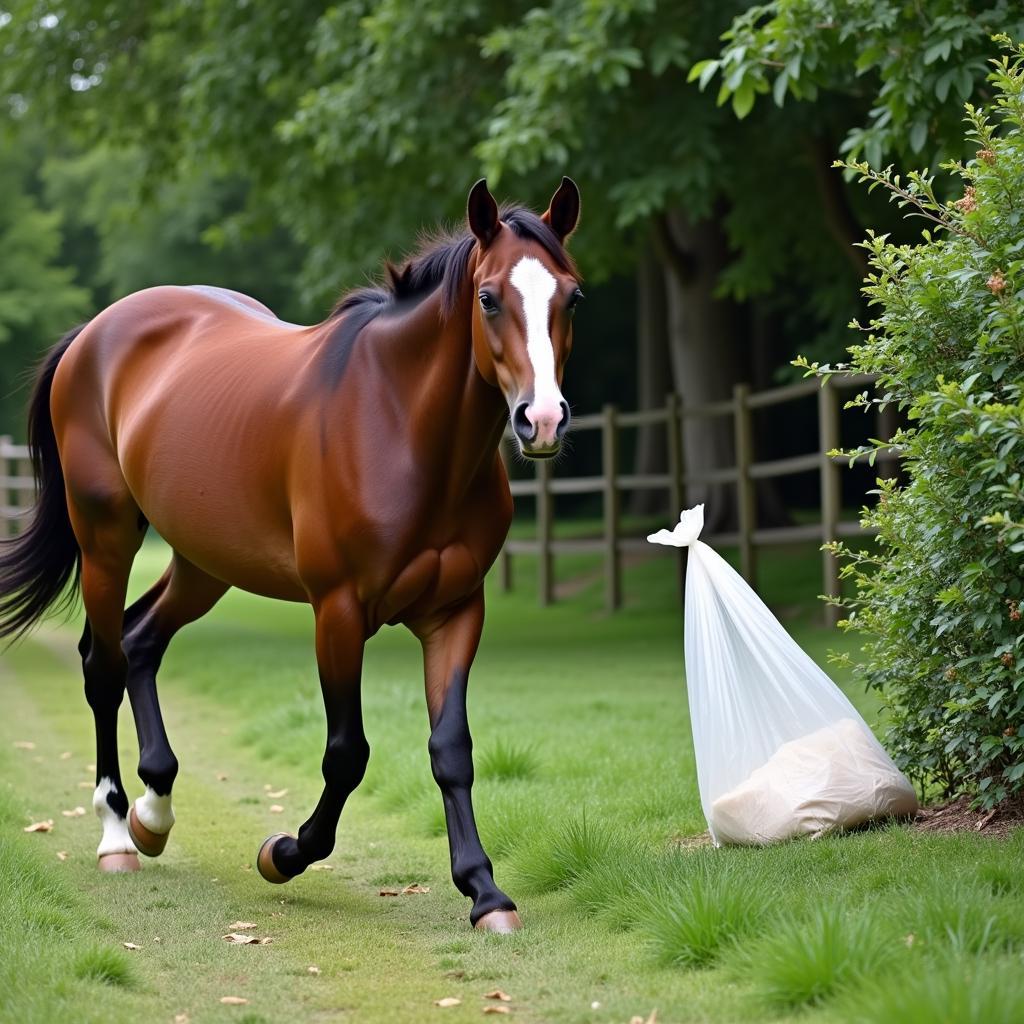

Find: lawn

[1,537,1022,1023]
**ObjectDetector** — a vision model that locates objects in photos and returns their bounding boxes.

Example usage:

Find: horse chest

[374,542,482,628]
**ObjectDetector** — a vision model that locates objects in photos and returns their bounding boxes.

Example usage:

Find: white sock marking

[135,785,175,835]
[508,256,565,443]
[93,776,135,857]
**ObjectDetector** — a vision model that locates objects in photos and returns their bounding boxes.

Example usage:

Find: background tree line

[2,0,1021,525]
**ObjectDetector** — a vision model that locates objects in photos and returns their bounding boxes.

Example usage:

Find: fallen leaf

[123,942,141,951]
[263,784,272,791]
[904,933,915,948]
[223,933,260,944]
[174,1014,189,1024]
[309,864,334,871]
[485,990,511,1002]
[269,804,284,814]
[62,806,87,817]
[267,788,288,798]
[56,851,69,861]
[402,883,430,895]
[434,998,462,1008]
[590,1002,601,1010]
[13,740,35,750]
[228,922,258,931]
[86,763,96,771]
[78,781,93,789]
[216,772,228,782]
[24,820,53,833]
[483,1008,510,1016]
[307,965,321,975]
[219,996,248,1005]
[379,888,400,897]
[154,937,162,943]
[59,751,72,760]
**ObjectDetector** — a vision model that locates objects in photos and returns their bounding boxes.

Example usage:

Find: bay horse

[0,178,581,933]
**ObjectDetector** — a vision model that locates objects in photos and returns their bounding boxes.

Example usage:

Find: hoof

[97,851,141,873]
[128,803,170,858]
[257,833,294,884]
[474,909,522,934]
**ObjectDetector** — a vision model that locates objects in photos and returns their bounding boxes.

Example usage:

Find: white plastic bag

[649,505,917,845]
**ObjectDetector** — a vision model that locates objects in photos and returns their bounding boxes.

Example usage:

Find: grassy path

[3,542,1023,1023]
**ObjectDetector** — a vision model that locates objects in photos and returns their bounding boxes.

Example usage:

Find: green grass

[1,535,1022,1022]
[734,903,896,1009]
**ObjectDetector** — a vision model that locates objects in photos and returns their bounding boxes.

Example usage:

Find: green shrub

[802,39,1024,807]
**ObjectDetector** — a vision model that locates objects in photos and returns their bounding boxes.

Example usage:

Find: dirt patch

[912,796,1024,838]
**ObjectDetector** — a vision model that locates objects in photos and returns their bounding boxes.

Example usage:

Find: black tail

[0,326,87,643]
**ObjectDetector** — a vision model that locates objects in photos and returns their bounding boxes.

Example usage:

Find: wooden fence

[2,375,895,623]
[499,374,897,623]
[0,436,33,538]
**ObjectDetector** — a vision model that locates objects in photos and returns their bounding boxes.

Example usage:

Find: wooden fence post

[537,456,553,606]
[733,383,756,586]
[1,435,12,539]
[602,404,621,611]
[666,393,687,605]
[818,381,841,626]
[498,440,513,592]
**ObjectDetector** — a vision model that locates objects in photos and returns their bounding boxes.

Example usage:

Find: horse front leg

[412,588,520,932]
[257,588,369,881]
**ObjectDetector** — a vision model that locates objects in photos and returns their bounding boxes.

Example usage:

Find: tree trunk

[656,208,743,533]
[629,236,672,517]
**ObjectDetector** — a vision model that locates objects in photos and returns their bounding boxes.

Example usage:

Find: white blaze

[136,785,175,835]
[93,776,136,857]
[508,256,564,445]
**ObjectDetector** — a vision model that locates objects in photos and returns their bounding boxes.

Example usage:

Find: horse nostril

[512,402,535,444]
[555,400,571,440]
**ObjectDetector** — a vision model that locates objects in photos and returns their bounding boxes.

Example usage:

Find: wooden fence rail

[500,374,897,623]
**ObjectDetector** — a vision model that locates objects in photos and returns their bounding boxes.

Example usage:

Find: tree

[0,116,89,434]
[4,1,1013,525]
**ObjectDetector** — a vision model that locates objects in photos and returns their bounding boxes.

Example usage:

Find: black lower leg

[123,617,178,795]
[81,625,129,819]
[271,690,369,878]
[429,671,515,925]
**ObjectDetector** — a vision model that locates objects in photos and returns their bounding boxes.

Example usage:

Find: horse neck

[373,284,508,485]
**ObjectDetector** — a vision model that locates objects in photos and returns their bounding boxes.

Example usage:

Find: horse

[0,177,582,933]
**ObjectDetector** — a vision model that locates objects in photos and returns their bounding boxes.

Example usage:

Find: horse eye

[568,288,584,313]
[479,291,498,314]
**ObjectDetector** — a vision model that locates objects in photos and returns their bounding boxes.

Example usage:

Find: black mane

[329,205,577,325]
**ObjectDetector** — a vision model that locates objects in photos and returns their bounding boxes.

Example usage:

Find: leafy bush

[801,39,1024,807]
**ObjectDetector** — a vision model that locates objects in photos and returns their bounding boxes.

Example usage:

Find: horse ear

[542,176,581,243]
[467,179,500,248]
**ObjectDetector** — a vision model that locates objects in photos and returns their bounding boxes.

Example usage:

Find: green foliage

[0,119,89,433]
[798,42,1024,807]
[701,1,1024,167]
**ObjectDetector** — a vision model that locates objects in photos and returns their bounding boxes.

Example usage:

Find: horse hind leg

[123,553,228,857]
[69,486,147,873]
